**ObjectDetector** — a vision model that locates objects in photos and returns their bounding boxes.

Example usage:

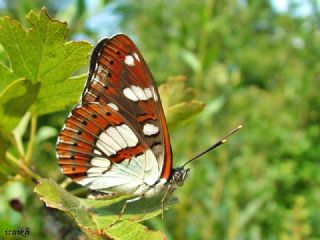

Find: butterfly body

[56,34,188,198]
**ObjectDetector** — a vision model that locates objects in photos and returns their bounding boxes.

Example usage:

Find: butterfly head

[171,167,190,186]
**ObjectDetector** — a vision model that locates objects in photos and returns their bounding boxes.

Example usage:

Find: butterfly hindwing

[57,102,161,192]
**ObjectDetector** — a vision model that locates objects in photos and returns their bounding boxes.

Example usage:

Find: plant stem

[60,178,72,189]
[195,0,215,88]
[6,152,40,180]
[25,112,37,164]
[8,134,24,160]
[14,134,25,158]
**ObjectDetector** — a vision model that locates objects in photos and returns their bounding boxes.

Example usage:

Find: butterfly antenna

[181,125,242,168]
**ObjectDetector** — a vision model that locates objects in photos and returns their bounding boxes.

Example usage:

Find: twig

[25,112,37,164]
[6,152,40,180]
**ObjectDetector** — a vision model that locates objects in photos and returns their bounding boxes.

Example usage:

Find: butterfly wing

[57,34,172,194]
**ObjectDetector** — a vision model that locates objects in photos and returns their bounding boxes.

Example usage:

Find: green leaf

[34,178,176,240]
[167,100,205,129]
[159,76,205,129]
[0,79,39,133]
[35,126,58,143]
[0,8,92,115]
[36,74,87,115]
[199,96,226,122]
[105,221,165,240]
[0,63,18,91]
[180,49,202,74]
[237,195,269,231]
[159,76,196,108]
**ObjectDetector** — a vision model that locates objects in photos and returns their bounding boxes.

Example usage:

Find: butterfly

[56,34,241,213]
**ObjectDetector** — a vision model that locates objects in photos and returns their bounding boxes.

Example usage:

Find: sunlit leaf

[0,8,92,116]
[36,74,87,115]
[0,64,17,91]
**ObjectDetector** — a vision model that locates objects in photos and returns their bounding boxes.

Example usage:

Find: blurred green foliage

[0,0,319,239]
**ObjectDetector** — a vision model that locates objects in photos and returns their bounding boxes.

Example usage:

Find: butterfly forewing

[57,34,173,194]
[83,35,172,177]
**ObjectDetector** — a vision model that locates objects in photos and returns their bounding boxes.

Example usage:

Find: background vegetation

[0,0,319,239]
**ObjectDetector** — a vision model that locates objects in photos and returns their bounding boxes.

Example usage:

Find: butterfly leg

[109,196,142,227]
[161,185,173,220]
